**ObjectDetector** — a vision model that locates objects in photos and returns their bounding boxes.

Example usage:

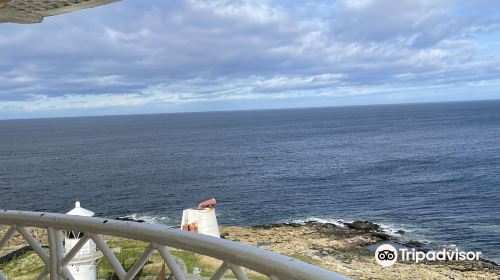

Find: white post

[154,245,187,280]
[124,243,154,280]
[209,262,229,280]
[89,234,126,280]
[229,264,249,280]
[0,226,16,251]
[48,227,61,280]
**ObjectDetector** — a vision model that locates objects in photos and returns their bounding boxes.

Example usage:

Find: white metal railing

[0,210,350,280]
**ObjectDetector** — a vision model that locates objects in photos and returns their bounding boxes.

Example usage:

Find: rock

[371,232,395,241]
[254,223,286,229]
[114,216,145,223]
[288,223,303,227]
[304,221,321,226]
[406,240,428,248]
[345,221,381,232]
[219,223,500,280]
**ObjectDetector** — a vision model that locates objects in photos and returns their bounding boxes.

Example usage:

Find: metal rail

[0,210,350,280]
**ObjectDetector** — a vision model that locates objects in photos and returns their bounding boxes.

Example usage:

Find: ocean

[0,100,499,262]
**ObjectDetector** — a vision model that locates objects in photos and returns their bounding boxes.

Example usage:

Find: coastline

[220,221,500,279]
[1,219,499,279]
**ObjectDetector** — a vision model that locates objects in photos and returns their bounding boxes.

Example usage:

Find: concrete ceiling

[0,0,120,24]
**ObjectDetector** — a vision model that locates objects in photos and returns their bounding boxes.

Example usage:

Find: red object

[182,223,198,233]
[157,263,165,280]
[197,198,217,209]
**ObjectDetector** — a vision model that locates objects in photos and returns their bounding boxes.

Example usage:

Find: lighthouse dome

[66,201,94,217]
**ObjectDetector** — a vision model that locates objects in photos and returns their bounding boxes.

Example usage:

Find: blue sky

[1,0,500,119]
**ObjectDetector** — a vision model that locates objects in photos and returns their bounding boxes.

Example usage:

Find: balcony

[0,210,349,280]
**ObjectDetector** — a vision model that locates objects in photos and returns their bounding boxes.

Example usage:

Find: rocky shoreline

[220,220,500,279]
[1,220,499,279]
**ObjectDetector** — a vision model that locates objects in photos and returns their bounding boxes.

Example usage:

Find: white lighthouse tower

[65,201,102,280]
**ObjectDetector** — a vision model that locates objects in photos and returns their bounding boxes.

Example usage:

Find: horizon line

[1,97,499,122]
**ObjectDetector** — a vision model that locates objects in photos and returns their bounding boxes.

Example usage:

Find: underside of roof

[0,0,120,24]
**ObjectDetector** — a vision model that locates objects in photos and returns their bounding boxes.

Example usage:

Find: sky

[1,0,500,119]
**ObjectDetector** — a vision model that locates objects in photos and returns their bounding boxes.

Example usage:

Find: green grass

[99,237,269,279]
[0,251,45,280]
[97,239,165,278]
[0,238,279,280]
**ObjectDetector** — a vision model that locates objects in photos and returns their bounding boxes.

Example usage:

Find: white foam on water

[378,222,413,236]
[285,216,415,238]
[121,213,175,227]
[286,217,347,228]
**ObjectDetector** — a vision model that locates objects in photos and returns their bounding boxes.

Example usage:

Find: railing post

[88,233,126,280]
[154,244,187,280]
[48,227,63,280]
[124,243,154,280]
[62,235,90,265]
[228,264,249,280]
[16,227,49,264]
[36,268,49,280]
[210,261,229,280]
[0,226,16,251]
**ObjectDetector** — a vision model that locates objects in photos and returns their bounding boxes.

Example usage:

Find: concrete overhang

[0,0,121,24]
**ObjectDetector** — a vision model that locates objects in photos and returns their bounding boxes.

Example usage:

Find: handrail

[0,210,350,280]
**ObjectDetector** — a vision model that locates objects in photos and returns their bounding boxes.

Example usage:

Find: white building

[181,199,220,238]
[65,201,102,280]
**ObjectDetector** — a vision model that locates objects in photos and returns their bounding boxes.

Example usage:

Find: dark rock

[372,232,395,241]
[478,258,499,267]
[406,240,427,248]
[345,221,381,232]
[288,223,303,227]
[114,217,145,223]
[304,221,321,226]
[396,229,406,235]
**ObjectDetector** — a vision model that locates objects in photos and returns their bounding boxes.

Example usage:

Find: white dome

[66,201,95,217]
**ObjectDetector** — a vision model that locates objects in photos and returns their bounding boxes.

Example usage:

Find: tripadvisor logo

[374,243,482,267]
[375,244,398,267]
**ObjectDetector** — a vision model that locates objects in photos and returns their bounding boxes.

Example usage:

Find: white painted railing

[0,210,350,280]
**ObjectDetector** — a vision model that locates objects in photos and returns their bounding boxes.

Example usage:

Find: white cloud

[187,0,286,25]
[0,0,500,115]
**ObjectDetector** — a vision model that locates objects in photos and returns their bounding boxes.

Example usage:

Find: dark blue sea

[1,100,499,262]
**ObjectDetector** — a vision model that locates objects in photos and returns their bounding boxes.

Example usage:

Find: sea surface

[0,100,499,262]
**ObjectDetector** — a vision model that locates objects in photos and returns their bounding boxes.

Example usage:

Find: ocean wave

[379,223,413,236]
[286,217,347,228]
[121,213,414,239]
[120,213,175,227]
[285,216,413,237]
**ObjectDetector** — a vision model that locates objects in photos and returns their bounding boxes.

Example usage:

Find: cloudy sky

[1,0,500,119]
